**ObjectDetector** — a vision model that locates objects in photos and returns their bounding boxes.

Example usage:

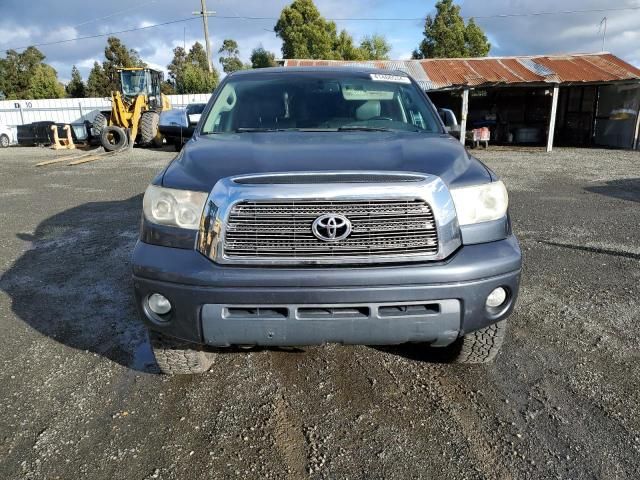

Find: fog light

[486,287,507,308]
[148,293,172,315]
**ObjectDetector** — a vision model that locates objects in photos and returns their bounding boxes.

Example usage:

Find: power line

[3,5,640,53]
[468,6,640,20]
[71,0,159,29]
[4,17,200,52]
[208,6,640,21]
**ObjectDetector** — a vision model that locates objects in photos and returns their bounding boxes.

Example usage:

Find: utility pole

[193,0,215,72]
[599,16,607,51]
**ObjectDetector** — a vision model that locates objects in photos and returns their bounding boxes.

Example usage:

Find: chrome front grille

[223,199,439,261]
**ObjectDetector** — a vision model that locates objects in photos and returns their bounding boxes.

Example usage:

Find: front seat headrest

[355,100,381,121]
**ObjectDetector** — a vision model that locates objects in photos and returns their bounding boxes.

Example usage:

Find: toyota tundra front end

[132,67,521,374]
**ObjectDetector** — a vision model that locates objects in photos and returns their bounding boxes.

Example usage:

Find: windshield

[120,71,147,96]
[201,73,441,134]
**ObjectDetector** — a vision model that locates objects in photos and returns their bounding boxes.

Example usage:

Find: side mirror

[445,125,461,139]
[438,108,460,138]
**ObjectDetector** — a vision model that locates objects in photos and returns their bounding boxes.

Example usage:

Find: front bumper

[132,235,521,347]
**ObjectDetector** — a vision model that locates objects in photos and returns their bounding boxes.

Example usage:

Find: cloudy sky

[1,0,639,82]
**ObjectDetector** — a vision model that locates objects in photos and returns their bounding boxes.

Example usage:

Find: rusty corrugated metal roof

[283,58,437,89]
[282,53,640,90]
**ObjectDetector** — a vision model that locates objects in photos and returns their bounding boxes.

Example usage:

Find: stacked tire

[93,112,127,151]
[100,126,128,151]
[92,110,163,151]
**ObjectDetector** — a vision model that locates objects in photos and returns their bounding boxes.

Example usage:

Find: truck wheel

[100,126,127,152]
[447,320,507,363]
[140,111,161,146]
[149,331,216,375]
[92,112,110,133]
[0,134,9,148]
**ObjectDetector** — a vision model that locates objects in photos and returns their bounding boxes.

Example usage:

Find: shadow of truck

[585,178,640,203]
[0,194,158,373]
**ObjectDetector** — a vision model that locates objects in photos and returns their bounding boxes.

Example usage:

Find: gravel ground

[0,145,639,479]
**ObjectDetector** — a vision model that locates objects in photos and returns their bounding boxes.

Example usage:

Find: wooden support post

[50,125,63,150]
[632,105,640,150]
[460,88,469,145]
[63,125,76,149]
[547,85,559,153]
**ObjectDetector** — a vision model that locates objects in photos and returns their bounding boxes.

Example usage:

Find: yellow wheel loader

[92,67,171,151]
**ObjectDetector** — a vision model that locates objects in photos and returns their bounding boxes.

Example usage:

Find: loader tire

[140,111,161,146]
[92,112,110,133]
[100,126,127,151]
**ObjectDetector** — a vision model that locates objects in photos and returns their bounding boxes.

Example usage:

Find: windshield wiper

[337,126,392,132]
[235,127,288,133]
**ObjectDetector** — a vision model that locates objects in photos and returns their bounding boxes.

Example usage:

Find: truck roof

[229,66,411,78]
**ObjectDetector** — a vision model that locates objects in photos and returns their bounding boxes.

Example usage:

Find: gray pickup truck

[132,67,521,374]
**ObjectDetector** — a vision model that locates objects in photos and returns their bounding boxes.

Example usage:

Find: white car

[0,125,14,148]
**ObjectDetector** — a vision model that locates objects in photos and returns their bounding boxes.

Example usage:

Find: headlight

[142,185,208,230]
[450,181,509,226]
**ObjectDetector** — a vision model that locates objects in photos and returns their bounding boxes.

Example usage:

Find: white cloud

[461,0,640,65]
[1,0,638,87]
[0,26,34,47]
[43,26,78,43]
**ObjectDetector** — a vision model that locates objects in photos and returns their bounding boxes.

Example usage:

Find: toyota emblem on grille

[312,214,352,242]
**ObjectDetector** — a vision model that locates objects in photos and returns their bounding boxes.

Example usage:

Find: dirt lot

[0,145,639,479]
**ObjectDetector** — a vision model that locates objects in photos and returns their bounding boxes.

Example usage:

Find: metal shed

[283,53,640,151]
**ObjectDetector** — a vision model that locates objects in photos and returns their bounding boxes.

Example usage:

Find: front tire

[140,111,161,146]
[0,134,9,148]
[446,320,507,363]
[149,331,216,375]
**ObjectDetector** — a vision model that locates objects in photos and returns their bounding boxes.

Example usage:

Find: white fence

[0,94,212,136]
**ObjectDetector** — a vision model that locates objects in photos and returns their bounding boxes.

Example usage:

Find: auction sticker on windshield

[370,73,411,84]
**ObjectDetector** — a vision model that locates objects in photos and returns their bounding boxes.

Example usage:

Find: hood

[160,131,491,192]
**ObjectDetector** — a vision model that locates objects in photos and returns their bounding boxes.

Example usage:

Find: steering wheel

[368,116,394,121]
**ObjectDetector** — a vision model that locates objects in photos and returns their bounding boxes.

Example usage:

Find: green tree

[274,0,339,59]
[218,39,247,74]
[181,63,218,93]
[66,65,86,98]
[102,36,145,93]
[359,34,391,60]
[0,50,29,99]
[167,46,187,90]
[464,18,490,57]
[275,0,390,61]
[86,61,110,97]
[412,0,490,59]
[250,47,277,68]
[160,80,175,95]
[0,46,65,99]
[29,64,65,99]
[166,42,219,94]
[333,30,364,61]
[186,42,210,71]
